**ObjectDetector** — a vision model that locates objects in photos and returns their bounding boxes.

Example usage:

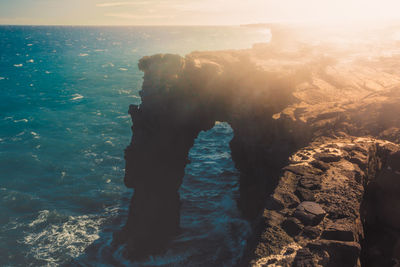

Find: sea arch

[117,53,310,257]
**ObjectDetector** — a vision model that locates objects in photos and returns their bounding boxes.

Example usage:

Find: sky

[1,0,400,26]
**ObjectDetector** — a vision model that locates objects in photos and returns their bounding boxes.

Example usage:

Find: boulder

[294,201,326,226]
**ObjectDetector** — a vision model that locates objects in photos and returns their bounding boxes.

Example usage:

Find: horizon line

[1,19,399,28]
[0,23,260,27]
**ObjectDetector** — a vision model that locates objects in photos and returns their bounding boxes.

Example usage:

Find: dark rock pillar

[122,105,215,255]
[118,54,218,257]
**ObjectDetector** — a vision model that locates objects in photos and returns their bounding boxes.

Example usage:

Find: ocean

[0,25,269,266]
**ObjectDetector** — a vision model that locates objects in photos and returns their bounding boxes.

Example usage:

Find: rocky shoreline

[118,26,400,266]
[248,137,400,266]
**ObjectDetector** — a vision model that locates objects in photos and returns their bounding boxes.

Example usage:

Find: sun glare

[2,0,400,26]
[254,0,400,26]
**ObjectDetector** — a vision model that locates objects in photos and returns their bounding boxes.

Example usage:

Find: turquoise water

[0,26,268,266]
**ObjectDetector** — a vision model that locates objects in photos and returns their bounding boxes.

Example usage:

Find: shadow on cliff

[114,50,317,260]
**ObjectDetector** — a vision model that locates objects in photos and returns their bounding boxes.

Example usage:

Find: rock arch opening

[177,121,251,265]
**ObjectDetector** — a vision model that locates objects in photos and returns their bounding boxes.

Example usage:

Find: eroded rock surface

[250,138,399,267]
[118,25,400,266]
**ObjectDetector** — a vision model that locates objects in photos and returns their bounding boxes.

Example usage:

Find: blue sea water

[0,26,269,266]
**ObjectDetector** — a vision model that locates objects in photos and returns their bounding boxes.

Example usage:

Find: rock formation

[117,26,400,266]
[249,137,400,267]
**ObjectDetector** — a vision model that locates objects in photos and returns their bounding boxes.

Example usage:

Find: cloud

[96,1,149,7]
[105,13,172,19]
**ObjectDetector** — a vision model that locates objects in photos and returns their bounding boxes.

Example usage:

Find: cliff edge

[117,26,400,266]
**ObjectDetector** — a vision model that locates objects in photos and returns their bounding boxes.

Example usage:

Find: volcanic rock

[294,201,326,226]
[119,24,400,266]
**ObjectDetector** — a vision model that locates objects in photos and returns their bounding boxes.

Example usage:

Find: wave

[23,209,115,265]
[31,131,40,139]
[70,94,84,101]
[102,62,115,68]
[13,118,28,123]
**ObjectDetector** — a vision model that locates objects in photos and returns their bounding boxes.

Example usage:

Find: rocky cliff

[116,27,400,266]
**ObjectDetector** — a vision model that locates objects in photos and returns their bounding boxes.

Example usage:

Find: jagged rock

[282,217,303,237]
[310,161,329,172]
[266,258,277,265]
[294,187,315,201]
[298,176,321,191]
[284,165,323,177]
[269,191,300,211]
[294,202,326,226]
[314,153,342,163]
[293,248,315,267]
[321,222,354,242]
[307,240,361,267]
[250,139,399,266]
[285,247,296,255]
[302,226,321,239]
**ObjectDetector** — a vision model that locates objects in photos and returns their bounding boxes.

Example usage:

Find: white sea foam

[31,132,40,139]
[27,59,34,63]
[128,95,140,99]
[14,64,23,67]
[70,94,84,101]
[0,77,5,80]
[84,151,98,158]
[116,115,130,119]
[14,118,28,123]
[102,62,114,68]
[105,140,114,146]
[24,210,107,265]
[118,89,131,95]
[119,68,128,71]
[27,43,33,47]
[28,210,50,227]
[79,53,89,57]
[254,243,302,267]
[45,71,51,74]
